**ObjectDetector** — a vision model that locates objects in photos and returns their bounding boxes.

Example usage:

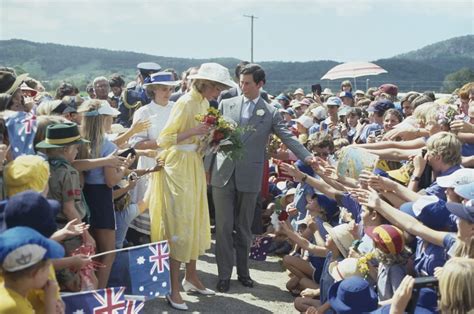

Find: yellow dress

[148,88,211,263]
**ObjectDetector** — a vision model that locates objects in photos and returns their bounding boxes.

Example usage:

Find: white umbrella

[321,61,387,80]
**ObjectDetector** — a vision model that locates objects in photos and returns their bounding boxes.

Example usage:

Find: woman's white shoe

[166,295,188,311]
[182,279,216,295]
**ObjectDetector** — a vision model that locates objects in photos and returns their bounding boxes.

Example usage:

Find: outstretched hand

[390,276,415,314]
[279,162,304,181]
[105,149,127,168]
[353,186,381,210]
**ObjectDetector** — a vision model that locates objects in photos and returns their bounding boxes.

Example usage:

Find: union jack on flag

[124,299,145,314]
[128,240,171,299]
[62,286,128,314]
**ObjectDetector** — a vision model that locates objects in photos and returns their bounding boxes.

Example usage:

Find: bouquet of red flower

[195,107,252,160]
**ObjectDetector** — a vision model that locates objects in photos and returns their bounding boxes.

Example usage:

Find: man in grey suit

[208,64,315,292]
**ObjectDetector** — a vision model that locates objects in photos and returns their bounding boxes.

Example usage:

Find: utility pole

[243,14,258,62]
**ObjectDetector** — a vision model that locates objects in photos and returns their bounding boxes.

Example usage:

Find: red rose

[278,211,289,221]
[213,131,225,141]
[204,115,217,125]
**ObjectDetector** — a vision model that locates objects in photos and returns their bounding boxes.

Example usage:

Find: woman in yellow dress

[147,63,236,310]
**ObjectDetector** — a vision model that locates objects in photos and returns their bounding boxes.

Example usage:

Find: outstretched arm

[356,187,447,247]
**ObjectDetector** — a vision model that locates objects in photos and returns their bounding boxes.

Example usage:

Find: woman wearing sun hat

[147,63,236,310]
[127,71,180,243]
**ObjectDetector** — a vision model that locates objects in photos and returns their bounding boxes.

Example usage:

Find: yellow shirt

[0,285,34,314]
[0,265,60,314]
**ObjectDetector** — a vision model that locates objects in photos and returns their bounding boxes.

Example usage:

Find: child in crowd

[280,221,354,313]
[36,122,95,291]
[364,224,410,301]
[0,227,65,314]
[78,99,134,288]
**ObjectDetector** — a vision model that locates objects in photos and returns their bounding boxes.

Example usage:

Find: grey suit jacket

[208,95,311,193]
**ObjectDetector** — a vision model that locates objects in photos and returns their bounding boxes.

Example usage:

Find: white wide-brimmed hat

[188,63,237,88]
[143,71,181,87]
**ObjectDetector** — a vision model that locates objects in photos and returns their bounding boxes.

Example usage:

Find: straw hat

[188,63,237,88]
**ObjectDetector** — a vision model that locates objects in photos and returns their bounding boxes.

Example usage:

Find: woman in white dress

[128,72,180,240]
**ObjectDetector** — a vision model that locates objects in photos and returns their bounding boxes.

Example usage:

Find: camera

[371,129,383,137]
[406,276,438,314]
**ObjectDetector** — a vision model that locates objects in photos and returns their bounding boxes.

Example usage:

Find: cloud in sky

[1,0,472,62]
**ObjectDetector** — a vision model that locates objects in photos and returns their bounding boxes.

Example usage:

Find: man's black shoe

[216,279,230,293]
[237,276,254,288]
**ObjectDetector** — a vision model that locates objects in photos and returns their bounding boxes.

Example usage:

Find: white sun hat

[188,63,237,88]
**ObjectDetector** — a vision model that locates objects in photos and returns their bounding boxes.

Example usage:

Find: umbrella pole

[353,77,357,90]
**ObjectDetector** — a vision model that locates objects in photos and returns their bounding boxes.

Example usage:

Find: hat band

[45,135,81,145]
[83,110,99,117]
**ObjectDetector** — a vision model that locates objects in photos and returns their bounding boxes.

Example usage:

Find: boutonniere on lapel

[256,109,265,117]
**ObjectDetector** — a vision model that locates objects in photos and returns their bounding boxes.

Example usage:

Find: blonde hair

[192,79,228,94]
[413,102,440,126]
[78,99,108,159]
[452,236,474,258]
[439,257,474,314]
[426,131,462,165]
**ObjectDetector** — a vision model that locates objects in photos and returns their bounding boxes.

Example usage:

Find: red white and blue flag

[128,240,171,299]
[63,286,127,314]
[5,111,37,158]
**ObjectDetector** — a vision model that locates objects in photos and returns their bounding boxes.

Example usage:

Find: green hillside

[0,35,472,94]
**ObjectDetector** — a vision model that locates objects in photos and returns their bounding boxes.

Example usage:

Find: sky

[1,0,473,62]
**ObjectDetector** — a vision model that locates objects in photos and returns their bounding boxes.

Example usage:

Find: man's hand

[354,187,381,210]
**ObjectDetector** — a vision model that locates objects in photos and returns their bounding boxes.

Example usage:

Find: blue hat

[325,96,342,107]
[315,193,339,219]
[328,276,378,314]
[0,226,64,272]
[339,91,353,99]
[446,199,474,223]
[370,288,437,314]
[276,93,290,102]
[400,195,450,230]
[367,99,395,113]
[453,182,474,200]
[5,191,61,237]
[137,62,161,72]
[143,71,180,87]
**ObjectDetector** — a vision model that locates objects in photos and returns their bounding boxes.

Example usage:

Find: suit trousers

[212,172,258,280]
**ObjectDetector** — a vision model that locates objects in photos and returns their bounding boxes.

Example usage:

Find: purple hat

[400,195,450,230]
[328,276,378,314]
[339,91,353,99]
[446,199,474,223]
[367,99,395,113]
[373,84,398,97]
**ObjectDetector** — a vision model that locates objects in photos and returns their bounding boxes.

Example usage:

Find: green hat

[36,123,89,148]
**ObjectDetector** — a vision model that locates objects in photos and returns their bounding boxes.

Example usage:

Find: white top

[129,100,174,169]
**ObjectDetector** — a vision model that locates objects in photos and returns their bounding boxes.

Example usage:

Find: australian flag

[249,236,273,261]
[5,111,37,158]
[124,299,144,314]
[128,240,171,299]
[62,286,127,314]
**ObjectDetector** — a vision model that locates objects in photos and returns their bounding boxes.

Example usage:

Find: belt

[175,144,198,152]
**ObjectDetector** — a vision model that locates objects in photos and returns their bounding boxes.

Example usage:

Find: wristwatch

[301,174,308,183]
[410,175,421,182]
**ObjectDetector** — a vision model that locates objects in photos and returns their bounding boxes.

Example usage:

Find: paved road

[143,240,296,313]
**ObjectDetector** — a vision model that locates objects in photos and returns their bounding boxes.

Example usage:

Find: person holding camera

[389,258,474,314]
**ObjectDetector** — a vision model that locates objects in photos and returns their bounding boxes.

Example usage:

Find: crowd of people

[0,60,473,313]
